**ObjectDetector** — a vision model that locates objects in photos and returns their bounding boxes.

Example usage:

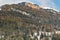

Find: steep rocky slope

[0,2,60,40]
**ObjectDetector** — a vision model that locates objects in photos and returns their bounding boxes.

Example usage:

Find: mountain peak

[19,2,40,10]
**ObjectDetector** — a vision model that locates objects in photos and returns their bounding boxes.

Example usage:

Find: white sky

[0,0,30,6]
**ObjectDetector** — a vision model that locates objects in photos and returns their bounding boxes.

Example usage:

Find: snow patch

[41,6,59,12]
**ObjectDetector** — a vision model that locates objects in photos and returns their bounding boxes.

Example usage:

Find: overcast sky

[0,0,60,10]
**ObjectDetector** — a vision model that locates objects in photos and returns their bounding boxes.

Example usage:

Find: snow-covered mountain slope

[40,6,60,15]
[41,7,59,12]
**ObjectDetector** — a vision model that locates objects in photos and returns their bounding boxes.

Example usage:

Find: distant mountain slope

[0,2,60,40]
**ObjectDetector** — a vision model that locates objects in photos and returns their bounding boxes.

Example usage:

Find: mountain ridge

[0,2,60,40]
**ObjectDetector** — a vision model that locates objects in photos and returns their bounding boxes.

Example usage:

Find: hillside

[0,2,60,40]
